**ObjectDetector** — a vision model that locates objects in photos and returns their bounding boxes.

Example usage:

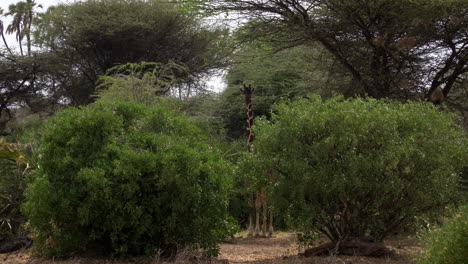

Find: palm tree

[5,0,41,56]
[5,2,26,56]
[23,0,40,56]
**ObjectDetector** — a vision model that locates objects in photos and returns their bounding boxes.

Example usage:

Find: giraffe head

[240,84,254,104]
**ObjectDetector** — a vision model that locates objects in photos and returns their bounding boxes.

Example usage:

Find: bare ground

[219,232,421,264]
[0,232,422,264]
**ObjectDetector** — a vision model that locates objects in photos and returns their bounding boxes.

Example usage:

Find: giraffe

[240,84,274,238]
[240,84,255,152]
[240,84,255,237]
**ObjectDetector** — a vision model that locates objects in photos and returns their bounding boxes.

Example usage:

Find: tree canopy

[218,40,353,139]
[1,0,231,135]
[33,0,229,102]
[0,0,467,259]
[201,0,466,102]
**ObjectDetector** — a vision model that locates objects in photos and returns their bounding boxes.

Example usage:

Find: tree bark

[255,193,261,237]
[268,209,274,237]
[261,189,267,237]
[1,32,13,56]
[247,213,254,238]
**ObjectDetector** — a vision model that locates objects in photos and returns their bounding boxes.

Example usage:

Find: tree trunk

[255,193,261,237]
[247,213,254,238]
[262,193,267,237]
[268,209,274,237]
[1,32,13,56]
[27,12,32,57]
[16,28,24,57]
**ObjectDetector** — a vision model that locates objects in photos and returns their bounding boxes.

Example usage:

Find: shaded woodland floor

[0,232,422,264]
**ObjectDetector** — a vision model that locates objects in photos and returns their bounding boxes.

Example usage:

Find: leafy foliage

[23,100,233,257]
[221,41,352,139]
[96,62,190,105]
[0,138,31,239]
[183,93,254,229]
[226,41,350,97]
[33,0,230,102]
[418,205,468,264]
[206,0,467,102]
[248,96,468,243]
[2,0,41,57]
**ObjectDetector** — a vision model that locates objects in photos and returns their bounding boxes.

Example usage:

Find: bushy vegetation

[418,206,468,264]
[248,96,467,245]
[32,0,228,103]
[1,0,468,260]
[96,62,190,105]
[0,138,31,240]
[23,101,234,257]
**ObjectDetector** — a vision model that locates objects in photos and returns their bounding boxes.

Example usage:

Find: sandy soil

[219,232,421,264]
[219,232,299,262]
[0,232,422,264]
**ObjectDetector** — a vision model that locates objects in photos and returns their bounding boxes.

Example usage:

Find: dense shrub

[96,62,189,106]
[23,101,233,257]
[0,113,41,245]
[418,205,468,264]
[0,139,31,240]
[248,96,468,245]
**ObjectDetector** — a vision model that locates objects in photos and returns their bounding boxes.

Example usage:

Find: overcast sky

[1,0,59,9]
[1,0,226,92]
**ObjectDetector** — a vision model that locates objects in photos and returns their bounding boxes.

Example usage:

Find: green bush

[0,115,42,241]
[0,139,31,239]
[248,96,468,244]
[96,62,189,106]
[23,101,233,257]
[418,205,468,264]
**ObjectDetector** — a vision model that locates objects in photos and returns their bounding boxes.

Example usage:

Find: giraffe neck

[241,85,255,152]
[246,101,254,151]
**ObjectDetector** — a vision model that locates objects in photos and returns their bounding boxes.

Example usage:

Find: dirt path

[219,232,298,262]
[0,233,421,264]
[218,233,420,264]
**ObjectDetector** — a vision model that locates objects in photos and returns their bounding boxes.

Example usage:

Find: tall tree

[34,0,230,103]
[0,51,79,135]
[23,0,41,56]
[5,2,26,56]
[202,0,467,103]
[4,0,41,56]
[219,41,350,140]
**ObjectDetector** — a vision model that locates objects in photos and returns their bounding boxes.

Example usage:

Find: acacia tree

[95,61,190,104]
[33,0,230,104]
[0,52,76,136]
[2,0,231,135]
[198,0,467,102]
[219,40,352,139]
